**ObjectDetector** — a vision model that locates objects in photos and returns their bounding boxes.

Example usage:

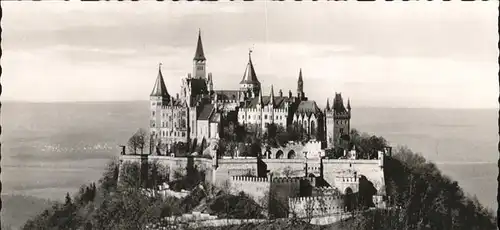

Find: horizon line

[2,99,497,110]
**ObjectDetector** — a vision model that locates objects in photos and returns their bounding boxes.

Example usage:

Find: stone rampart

[288,195,344,218]
[230,176,270,203]
[322,158,385,195]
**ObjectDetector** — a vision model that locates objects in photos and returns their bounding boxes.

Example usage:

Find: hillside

[1,194,54,230]
[19,131,497,229]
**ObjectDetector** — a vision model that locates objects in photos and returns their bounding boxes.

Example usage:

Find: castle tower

[325,93,351,149]
[193,29,207,79]
[297,68,304,100]
[150,63,170,139]
[239,50,261,98]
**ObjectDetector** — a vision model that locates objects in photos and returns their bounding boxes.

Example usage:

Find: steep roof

[193,30,206,61]
[239,51,260,85]
[295,101,322,116]
[333,93,347,113]
[150,64,170,98]
[214,90,240,101]
[198,103,215,120]
[245,96,291,109]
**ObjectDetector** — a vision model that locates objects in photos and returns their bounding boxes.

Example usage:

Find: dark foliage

[209,192,265,219]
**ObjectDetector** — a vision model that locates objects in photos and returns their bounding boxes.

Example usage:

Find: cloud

[1,2,497,108]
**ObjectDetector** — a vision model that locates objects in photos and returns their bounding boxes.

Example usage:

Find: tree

[119,161,141,188]
[127,128,149,155]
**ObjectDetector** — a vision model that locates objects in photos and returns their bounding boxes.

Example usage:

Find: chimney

[279,89,283,97]
[288,90,292,98]
[176,93,179,100]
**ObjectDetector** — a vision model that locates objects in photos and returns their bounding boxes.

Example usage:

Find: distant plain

[1,102,497,228]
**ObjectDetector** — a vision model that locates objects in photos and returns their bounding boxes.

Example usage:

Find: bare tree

[136,128,148,154]
[127,128,149,155]
[304,196,316,223]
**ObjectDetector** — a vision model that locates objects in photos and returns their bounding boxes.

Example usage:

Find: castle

[121,31,388,223]
[149,31,351,151]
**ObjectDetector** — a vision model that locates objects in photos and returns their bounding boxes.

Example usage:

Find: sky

[2,1,498,108]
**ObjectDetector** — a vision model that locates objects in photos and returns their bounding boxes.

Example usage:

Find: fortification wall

[322,159,385,195]
[119,155,214,182]
[288,195,344,218]
[230,176,270,203]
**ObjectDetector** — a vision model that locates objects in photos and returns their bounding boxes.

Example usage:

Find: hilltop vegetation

[21,130,496,230]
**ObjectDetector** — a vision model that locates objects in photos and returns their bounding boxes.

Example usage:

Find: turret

[150,63,170,102]
[257,89,263,108]
[207,73,213,93]
[269,85,275,107]
[326,98,331,111]
[239,49,261,97]
[150,63,170,139]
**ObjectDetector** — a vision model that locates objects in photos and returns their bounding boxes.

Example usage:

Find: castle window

[264,115,268,119]
[182,132,186,137]
[248,115,251,119]
[152,102,156,106]
[258,115,261,119]
[152,111,155,116]
[197,66,203,71]
[340,128,344,134]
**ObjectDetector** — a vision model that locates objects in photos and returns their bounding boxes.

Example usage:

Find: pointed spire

[240,49,260,84]
[297,68,304,98]
[347,98,351,111]
[269,85,275,106]
[326,98,330,111]
[193,29,206,61]
[150,63,170,98]
[257,88,263,107]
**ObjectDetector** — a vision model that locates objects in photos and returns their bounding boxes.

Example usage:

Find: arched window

[287,150,296,159]
[276,150,284,159]
[310,120,316,136]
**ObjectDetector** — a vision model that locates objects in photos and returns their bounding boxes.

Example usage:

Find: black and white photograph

[0,1,498,229]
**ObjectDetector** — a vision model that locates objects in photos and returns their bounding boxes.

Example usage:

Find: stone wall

[119,151,386,196]
[263,140,324,159]
[322,157,385,195]
[230,176,270,203]
[263,159,305,177]
[288,195,344,218]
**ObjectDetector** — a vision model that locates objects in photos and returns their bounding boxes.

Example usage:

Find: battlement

[289,195,343,204]
[231,176,269,183]
[272,176,302,184]
[238,107,288,114]
[335,176,359,183]
[271,176,315,184]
